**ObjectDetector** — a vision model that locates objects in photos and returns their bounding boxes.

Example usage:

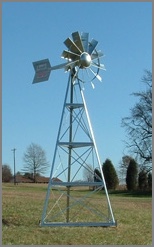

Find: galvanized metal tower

[32,31,116,227]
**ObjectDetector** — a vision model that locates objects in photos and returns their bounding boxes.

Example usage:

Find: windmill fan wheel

[61,31,105,86]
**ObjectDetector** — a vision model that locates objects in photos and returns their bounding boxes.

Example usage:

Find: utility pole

[11,148,16,185]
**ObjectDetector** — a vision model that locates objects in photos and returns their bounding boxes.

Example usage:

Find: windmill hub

[80,52,91,68]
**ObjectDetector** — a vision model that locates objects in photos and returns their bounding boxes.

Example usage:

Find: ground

[2,183,152,245]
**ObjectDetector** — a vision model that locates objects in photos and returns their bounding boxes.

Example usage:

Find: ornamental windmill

[32,31,116,227]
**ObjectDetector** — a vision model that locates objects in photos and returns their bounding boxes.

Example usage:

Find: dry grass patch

[2,183,152,245]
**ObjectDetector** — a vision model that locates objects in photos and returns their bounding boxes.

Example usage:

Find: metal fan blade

[72,31,84,52]
[88,39,98,55]
[61,50,80,61]
[81,32,89,52]
[91,81,95,89]
[64,60,79,71]
[91,50,104,60]
[89,67,102,82]
[91,61,106,70]
[64,38,81,55]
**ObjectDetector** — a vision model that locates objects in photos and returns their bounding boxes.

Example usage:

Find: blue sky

[2,2,152,177]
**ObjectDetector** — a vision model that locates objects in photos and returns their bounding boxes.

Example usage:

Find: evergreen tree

[94,168,102,182]
[138,169,148,190]
[126,158,138,191]
[148,172,152,190]
[102,159,119,190]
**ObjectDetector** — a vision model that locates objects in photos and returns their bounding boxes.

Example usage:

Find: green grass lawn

[2,183,152,245]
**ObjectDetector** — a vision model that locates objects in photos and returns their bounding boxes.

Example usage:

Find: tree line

[2,154,152,191]
[84,157,152,191]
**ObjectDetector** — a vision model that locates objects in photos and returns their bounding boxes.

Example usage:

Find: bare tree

[118,156,132,185]
[23,143,49,182]
[83,164,94,182]
[122,70,152,172]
